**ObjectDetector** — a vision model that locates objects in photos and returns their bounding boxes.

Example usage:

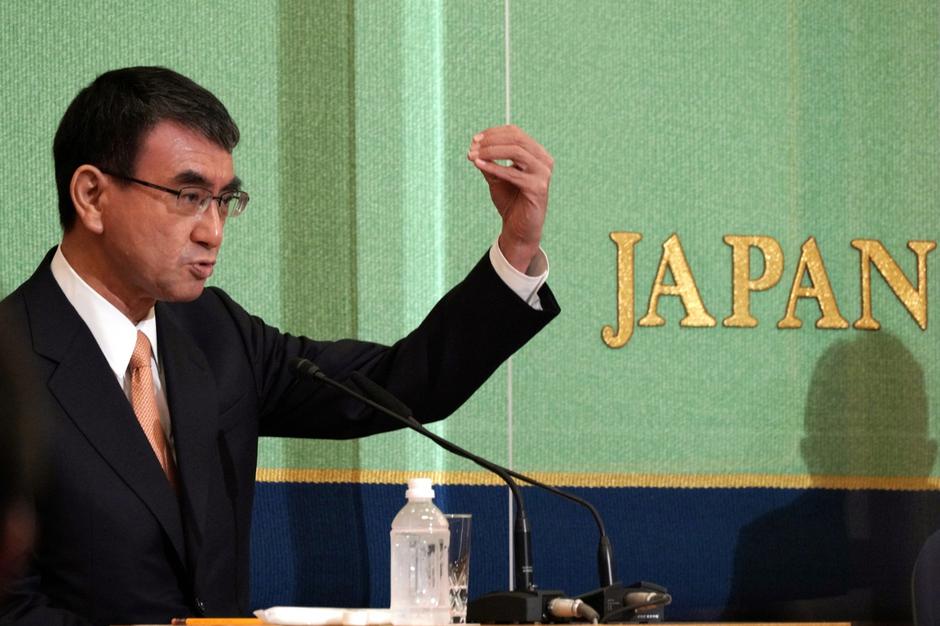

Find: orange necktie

[129,330,177,487]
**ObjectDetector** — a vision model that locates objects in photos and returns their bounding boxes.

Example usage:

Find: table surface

[120,622,859,626]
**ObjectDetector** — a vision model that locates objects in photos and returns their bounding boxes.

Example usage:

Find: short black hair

[53,66,240,231]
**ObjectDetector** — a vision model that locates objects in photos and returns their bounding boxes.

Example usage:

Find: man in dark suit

[0,67,558,625]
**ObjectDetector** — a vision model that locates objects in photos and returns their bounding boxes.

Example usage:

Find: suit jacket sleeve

[176,252,560,439]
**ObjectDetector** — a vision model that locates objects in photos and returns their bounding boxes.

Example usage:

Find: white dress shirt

[489,240,549,310]
[50,246,174,450]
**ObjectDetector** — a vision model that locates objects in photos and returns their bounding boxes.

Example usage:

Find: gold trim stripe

[254,468,940,491]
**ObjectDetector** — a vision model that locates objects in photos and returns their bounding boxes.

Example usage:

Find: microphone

[348,371,619,584]
[291,358,671,622]
[292,358,323,379]
[346,366,671,623]
[341,367,673,623]
[289,358,565,623]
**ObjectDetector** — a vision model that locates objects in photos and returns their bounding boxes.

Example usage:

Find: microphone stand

[291,359,565,623]
[292,359,671,622]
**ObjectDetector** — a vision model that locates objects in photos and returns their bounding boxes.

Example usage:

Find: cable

[548,598,600,624]
[600,591,672,623]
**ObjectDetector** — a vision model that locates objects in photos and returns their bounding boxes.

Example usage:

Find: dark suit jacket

[914,528,940,626]
[0,249,558,626]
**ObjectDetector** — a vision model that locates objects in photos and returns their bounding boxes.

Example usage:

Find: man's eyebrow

[172,169,210,187]
[224,176,243,193]
[172,169,243,192]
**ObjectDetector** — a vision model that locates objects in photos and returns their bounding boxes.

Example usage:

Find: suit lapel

[23,256,187,565]
[156,303,219,581]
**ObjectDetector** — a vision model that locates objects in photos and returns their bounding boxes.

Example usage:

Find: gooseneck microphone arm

[289,357,537,592]
[344,370,617,588]
[289,358,662,622]
[291,358,675,623]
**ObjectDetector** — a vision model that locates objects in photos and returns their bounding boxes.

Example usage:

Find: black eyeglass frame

[99,168,249,218]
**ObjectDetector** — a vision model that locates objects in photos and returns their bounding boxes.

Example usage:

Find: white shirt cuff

[488,241,549,311]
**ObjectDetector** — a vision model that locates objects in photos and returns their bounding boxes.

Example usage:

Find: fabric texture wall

[2,1,939,621]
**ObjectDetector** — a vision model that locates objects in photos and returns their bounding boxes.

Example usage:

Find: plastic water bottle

[390,478,450,625]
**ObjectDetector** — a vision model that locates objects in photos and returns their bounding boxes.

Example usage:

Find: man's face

[98,120,236,308]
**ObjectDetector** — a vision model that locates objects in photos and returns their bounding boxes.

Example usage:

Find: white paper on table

[254,606,393,626]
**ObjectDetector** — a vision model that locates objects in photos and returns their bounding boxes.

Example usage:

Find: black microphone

[289,358,565,623]
[349,371,619,583]
[343,367,672,623]
[288,358,533,587]
[292,357,323,379]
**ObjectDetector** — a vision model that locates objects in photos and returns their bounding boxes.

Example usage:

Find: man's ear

[70,165,108,234]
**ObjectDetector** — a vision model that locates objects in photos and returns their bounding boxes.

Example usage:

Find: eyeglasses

[100,169,249,218]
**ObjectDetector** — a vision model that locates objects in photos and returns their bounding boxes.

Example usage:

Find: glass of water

[445,514,471,623]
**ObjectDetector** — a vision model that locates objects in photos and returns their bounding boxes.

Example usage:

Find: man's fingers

[470,144,552,177]
[475,138,553,170]
[473,157,547,195]
[471,124,538,148]
[469,125,554,169]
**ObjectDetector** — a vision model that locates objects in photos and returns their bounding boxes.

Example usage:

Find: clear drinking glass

[444,514,472,624]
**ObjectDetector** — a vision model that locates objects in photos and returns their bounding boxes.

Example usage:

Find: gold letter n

[852,239,936,330]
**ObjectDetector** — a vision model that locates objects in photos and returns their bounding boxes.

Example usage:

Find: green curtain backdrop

[3,0,939,484]
[3,4,939,615]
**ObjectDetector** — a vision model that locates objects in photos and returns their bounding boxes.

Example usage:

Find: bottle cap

[406,477,434,500]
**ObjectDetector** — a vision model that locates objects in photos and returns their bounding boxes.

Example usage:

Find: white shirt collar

[50,246,159,381]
